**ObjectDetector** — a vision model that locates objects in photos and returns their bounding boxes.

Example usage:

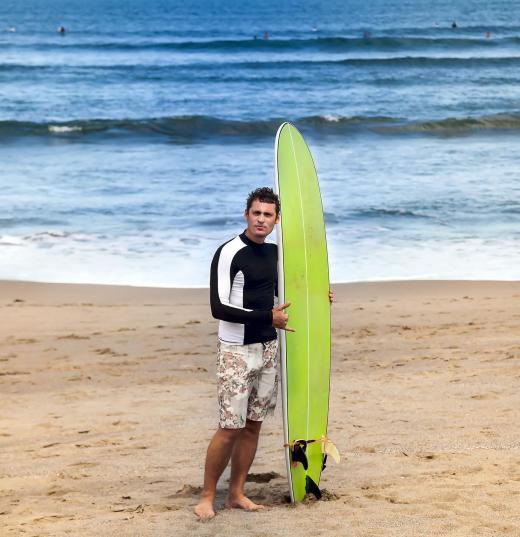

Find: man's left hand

[329,289,334,304]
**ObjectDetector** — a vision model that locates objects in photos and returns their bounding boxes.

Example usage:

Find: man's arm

[210,245,272,325]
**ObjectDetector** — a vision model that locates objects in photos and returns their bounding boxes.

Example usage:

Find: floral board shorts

[216,338,279,429]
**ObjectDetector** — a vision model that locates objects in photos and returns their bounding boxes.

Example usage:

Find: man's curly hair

[245,187,280,215]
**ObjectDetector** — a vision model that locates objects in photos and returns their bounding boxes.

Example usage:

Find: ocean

[1,0,520,286]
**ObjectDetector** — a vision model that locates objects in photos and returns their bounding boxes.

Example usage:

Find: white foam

[323,114,342,122]
[48,125,82,133]
[1,229,520,287]
[0,230,213,286]
[328,236,520,282]
[0,235,24,246]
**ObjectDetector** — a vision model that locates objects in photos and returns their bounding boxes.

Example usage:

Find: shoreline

[3,277,520,293]
[2,279,520,535]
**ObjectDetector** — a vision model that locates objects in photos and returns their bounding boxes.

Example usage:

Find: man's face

[244,200,279,243]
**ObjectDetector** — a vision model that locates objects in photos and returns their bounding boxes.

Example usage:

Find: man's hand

[272,302,295,332]
[329,289,334,304]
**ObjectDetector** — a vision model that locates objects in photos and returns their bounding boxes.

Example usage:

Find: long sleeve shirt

[210,232,278,344]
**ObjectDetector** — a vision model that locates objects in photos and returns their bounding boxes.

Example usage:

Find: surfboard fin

[291,441,309,470]
[286,437,340,470]
[321,436,341,463]
[321,453,328,471]
[305,475,322,500]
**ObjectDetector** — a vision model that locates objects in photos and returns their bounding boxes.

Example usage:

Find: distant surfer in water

[194,187,333,520]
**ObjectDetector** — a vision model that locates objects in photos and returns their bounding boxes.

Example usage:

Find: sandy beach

[1,279,520,536]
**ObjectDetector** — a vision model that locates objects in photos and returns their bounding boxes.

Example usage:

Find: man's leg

[226,419,264,510]
[194,427,241,520]
[226,339,279,510]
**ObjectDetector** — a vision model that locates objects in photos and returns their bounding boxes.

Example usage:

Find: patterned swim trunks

[216,338,279,429]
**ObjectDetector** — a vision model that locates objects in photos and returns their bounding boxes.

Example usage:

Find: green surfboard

[274,123,331,502]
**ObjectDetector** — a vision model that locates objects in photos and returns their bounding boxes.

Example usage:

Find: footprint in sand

[32,515,69,522]
[416,452,436,460]
[57,334,90,340]
[0,370,30,376]
[47,487,74,497]
[68,461,99,468]
[471,393,498,400]
[246,472,282,483]
[170,484,202,498]
[148,504,180,512]
[94,347,127,357]
[111,504,145,513]
[10,338,38,345]
[67,375,92,382]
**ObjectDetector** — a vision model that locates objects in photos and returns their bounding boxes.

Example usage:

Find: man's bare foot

[194,497,216,520]
[225,494,264,511]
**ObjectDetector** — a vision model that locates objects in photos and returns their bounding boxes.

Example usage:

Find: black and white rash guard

[210,231,278,345]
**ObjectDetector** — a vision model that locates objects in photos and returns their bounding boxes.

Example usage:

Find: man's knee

[245,419,262,433]
[217,426,243,441]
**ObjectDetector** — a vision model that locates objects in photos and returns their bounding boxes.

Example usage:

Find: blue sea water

[1,0,520,286]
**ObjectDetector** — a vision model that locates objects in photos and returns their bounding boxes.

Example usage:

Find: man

[195,187,332,520]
